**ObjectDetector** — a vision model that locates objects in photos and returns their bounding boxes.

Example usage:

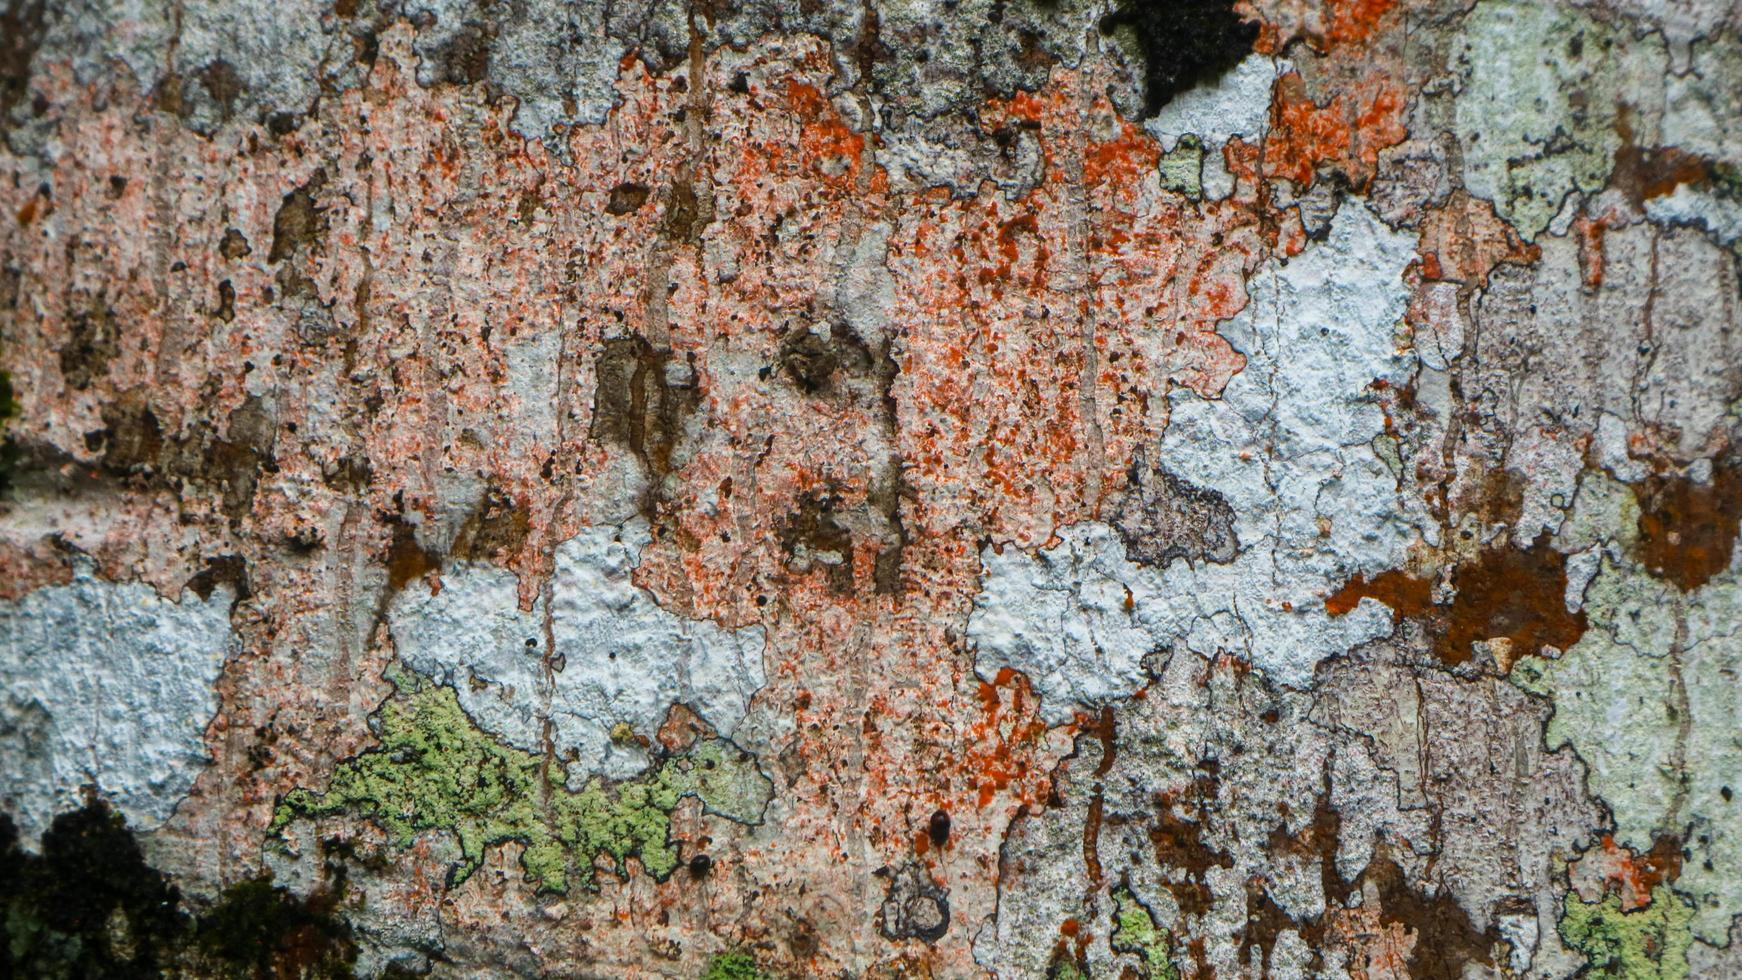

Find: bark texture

[1,0,1741,976]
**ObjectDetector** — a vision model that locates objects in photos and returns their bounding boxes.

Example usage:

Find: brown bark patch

[589,335,700,495]
[384,518,442,594]
[451,484,531,563]
[1327,535,1586,668]
[59,300,120,391]
[1113,447,1238,569]
[268,170,328,265]
[1364,851,1499,978]
[1633,456,1742,592]
[606,182,651,215]
[1149,764,1230,919]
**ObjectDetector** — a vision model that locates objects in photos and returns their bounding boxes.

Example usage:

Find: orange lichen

[1417,192,1541,286]
[1262,73,1406,189]
[1580,834,1686,912]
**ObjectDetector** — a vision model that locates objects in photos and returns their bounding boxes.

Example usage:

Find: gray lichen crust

[0,561,235,842]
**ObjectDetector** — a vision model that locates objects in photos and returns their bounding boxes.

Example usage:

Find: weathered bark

[1,0,1739,976]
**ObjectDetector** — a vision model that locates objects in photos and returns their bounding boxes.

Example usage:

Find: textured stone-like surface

[0,0,1739,976]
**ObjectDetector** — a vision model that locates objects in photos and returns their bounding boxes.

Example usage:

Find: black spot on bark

[928,809,951,847]
[0,0,46,144]
[1099,0,1259,118]
[265,111,303,137]
[214,279,236,323]
[606,182,651,216]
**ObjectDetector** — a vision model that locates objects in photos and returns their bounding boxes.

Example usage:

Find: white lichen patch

[1144,53,1281,154]
[970,202,1422,718]
[1646,184,1742,246]
[1514,478,1742,944]
[390,520,766,781]
[0,562,237,842]
[1451,0,1666,239]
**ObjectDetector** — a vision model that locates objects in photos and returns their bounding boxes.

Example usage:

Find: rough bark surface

[1,0,1740,977]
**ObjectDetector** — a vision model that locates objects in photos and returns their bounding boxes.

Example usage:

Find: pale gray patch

[1144,52,1282,152]
[1450,1,1667,239]
[837,221,897,353]
[969,202,1425,714]
[0,561,236,842]
[1112,446,1239,569]
[503,328,561,457]
[389,520,766,782]
[172,0,348,132]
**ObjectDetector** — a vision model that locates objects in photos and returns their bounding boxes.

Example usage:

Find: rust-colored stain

[1324,567,1434,620]
[1613,140,1716,207]
[1588,833,1687,912]
[1328,535,1587,668]
[384,519,442,595]
[1634,456,1742,592]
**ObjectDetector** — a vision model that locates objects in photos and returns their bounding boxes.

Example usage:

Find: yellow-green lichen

[1111,885,1178,979]
[1560,886,1694,980]
[1157,136,1204,200]
[701,949,768,980]
[272,674,772,892]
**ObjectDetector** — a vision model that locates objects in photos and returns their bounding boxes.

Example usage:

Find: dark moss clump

[194,876,356,979]
[0,802,184,979]
[1099,0,1259,118]
[0,367,19,493]
[0,802,357,979]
